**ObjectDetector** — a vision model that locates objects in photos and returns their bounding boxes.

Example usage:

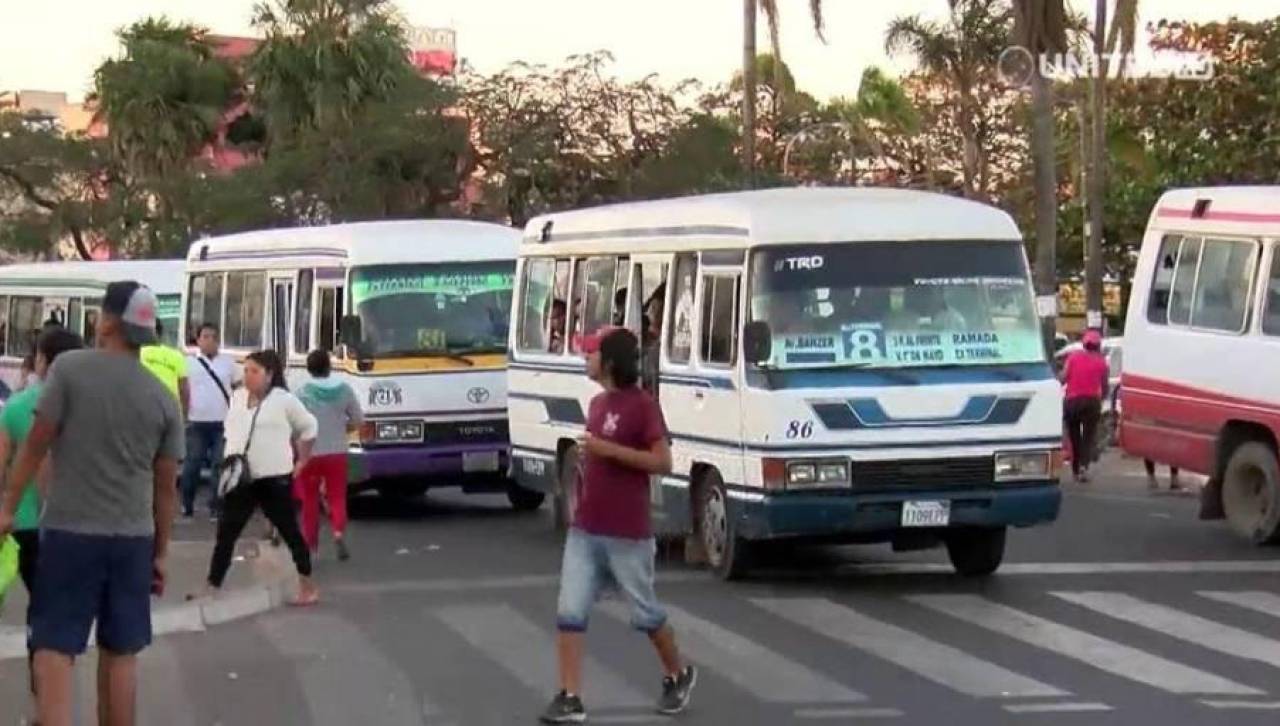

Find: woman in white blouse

[195,350,320,605]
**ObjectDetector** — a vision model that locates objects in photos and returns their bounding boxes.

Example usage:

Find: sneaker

[335,539,351,562]
[539,691,586,724]
[657,665,698,715]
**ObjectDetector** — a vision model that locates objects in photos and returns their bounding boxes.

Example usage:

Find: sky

[1,0,1276,102]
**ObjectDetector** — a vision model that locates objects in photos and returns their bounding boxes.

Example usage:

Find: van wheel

[553,446,580,533]
[700,470,751,580]
[1221,442,1280,544]
[507,484,546,512]
[945,527,1006,577]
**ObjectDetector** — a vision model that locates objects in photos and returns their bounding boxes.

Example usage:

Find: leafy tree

[93,19,238,181]
[887,0,1013,199]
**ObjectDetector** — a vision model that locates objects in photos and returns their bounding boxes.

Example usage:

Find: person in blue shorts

[0,280,183,726]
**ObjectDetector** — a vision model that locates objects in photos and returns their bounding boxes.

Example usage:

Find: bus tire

[700,470,751,581]
[945,526,1006,577]
[507,484,546,512]
[1221,441,1280,544]
[553,445,580,533]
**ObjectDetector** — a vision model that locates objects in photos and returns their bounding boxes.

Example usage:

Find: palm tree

[1002,0,1069,349]
[1086,0,1140,324]
[887,0,1011,199]
[92,19,237,181]
[742,0,826,183]
[248,0,417,143]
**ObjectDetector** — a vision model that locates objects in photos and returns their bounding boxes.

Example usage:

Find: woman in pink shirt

[1061,330,1110,483]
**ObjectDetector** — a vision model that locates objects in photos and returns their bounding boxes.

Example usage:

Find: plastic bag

[0,535,18,612]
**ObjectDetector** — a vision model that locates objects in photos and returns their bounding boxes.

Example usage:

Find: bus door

[269,275,295,356]
[625,255,675,531]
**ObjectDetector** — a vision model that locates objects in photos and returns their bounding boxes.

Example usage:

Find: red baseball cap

[579,326,624,354]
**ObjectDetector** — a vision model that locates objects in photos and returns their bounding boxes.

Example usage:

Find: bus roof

[1150,186,1280,235]
[0,260,184,296]
[522,188,1022,248]
[186,220,521,269]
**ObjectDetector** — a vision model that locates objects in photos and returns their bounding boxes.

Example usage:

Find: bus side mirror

[339,315,363,349]
[743,321,772,365]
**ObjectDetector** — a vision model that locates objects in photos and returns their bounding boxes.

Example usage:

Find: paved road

[4,456,1280,725]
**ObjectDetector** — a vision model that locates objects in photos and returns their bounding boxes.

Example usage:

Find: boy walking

[541,328,696,724]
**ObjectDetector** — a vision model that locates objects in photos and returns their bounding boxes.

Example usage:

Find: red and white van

[1121,187,1280,543]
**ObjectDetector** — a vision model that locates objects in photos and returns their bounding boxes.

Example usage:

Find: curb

[0,540,295,662]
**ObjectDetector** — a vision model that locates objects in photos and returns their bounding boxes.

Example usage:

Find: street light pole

[742,0,757,188]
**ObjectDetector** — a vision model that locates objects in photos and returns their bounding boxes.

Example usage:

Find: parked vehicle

[1121,186,1280,542]
[183,221,539,507]
[0,260,183,397]
[507,188,1063,579]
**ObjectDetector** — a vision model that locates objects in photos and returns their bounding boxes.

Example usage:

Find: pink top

[1062,350,1109,401]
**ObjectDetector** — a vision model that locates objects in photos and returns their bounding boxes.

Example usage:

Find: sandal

[289,589,320,607]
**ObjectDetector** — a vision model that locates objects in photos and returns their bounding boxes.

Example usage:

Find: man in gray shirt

[0,280,183,726]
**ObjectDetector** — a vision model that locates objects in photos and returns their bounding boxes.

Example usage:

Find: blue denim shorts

[29,529,154,656]
[556,529,667,634]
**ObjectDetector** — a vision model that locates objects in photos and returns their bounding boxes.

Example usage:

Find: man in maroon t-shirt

[541,328,697,724]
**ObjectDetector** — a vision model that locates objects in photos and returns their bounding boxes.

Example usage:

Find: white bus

[508,188,1063,579]
[182,220,542,507]
[1121,186,1280,543]
[0,259,183,397]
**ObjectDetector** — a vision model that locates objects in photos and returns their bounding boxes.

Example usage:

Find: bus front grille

[852,456,994,489]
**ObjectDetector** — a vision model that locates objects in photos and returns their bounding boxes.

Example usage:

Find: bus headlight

[994,451,1058,482]
[786,460,849,488]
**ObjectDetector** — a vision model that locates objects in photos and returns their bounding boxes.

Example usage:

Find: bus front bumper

[349,443,510,484]
[728,483,1061,542]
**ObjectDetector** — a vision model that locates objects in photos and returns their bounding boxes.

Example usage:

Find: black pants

[208,476,311,588]
[1064,397,1102,476]
[12,529,38,695]
[1144,459,1180,477]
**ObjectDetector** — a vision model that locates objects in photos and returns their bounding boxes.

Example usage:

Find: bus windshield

[749,240,1044,370]
[351,261,515,358]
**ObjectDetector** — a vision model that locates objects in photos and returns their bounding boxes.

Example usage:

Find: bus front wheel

[699,470,752,581]
[553,446,580,533]
[507,483,546,512]
[945,527,1006,577]
[1222,442,1280,544]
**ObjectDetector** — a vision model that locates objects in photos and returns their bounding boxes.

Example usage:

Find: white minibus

[0,259,183,396]
[1121,186,1280,542]
[183,221,541,507]
[507,188,1062,578]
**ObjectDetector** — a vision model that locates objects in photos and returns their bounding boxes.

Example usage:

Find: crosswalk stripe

[1052,591,1280,670]
[1199,700,1280,710]
[137,639,198,726]
[434,603,649,708]
[1198,590,1280,618]
[911,594,1261,696]
[257,611,427,726]
[600,600,866,704]
[1002,702,1112,713]
[753,598,1065,698]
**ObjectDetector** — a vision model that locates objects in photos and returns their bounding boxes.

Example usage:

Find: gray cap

[102,280,159,347]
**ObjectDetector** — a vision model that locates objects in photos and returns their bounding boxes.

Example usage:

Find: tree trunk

[742,0,757,187]
[1086,0,1107,329]
[1029,63,1059,355]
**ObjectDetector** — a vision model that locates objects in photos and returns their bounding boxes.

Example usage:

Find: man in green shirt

[0,326,84,711]
[141,321,190,417]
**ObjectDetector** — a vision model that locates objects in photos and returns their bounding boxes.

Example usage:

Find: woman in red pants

[295,350,364,560]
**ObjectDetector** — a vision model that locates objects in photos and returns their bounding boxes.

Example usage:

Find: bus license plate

[901,500,950,527]
[463,451,500,473]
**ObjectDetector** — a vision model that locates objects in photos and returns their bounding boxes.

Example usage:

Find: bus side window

[294,269,314,354]
[1263,246,1280,337]
[667,254,698,365]
[317,287,340,354]
[0,295,8,356]
[517,258,555,352]
[569,256,620,354]
[700,275,740,367]
[1146,235,1182,325]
